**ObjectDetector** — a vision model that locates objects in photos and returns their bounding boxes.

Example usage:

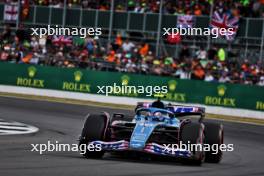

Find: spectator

[125,59,137,73]
[106,50,116,63]
[258,73,264,86]
[204,71,215,82]
[208,46,217,60]
[4,0,258,17]
[179,45,190,59]
[0,49,9,61]
[192,64,205,80]
[122,39,135,52]
[1,29,263,86]
[219,72,231,83]
[217,48,226,62]
[29,52,40,64]
[139,43,149,56]
[174,66,190,79]
[196,47,207,60]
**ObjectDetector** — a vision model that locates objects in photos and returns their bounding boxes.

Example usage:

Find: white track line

[0,120,39,135]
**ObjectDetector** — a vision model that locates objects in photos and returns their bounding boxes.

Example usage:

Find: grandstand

[0,0,263,85]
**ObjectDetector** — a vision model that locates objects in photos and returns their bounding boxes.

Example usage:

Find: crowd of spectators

[2,0,264,17]
[0,26,264,86]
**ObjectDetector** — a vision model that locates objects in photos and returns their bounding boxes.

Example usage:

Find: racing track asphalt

[0,96,264,176]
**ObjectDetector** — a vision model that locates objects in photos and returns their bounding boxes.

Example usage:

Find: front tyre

[79,114,109,158]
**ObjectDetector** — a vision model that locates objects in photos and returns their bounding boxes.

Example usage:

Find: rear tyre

[79,114,108,158]
[181,122,205,165]
[204,122,224,163]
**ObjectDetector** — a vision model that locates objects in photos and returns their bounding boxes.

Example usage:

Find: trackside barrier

[0,62,263,112]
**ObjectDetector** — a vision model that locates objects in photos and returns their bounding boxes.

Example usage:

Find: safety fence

[0,4,263,38]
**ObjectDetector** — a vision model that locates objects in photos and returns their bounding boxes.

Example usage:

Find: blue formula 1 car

[79,101,224,165]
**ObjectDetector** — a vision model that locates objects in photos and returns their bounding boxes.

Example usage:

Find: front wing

[89,140,192,158]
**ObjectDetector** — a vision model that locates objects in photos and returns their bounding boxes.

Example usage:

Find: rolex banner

[0,62,263,111]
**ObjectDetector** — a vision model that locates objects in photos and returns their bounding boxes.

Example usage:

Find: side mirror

[113,113,124,119]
